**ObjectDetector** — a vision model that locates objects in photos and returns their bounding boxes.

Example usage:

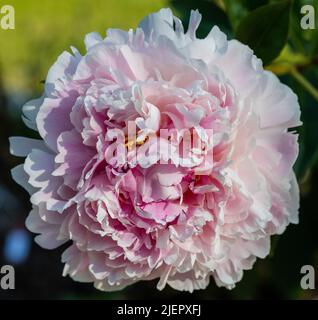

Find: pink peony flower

[10,8,301,292]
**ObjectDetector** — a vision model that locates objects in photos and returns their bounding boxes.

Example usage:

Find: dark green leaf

[224,0,269,30]
[236,0,292,65]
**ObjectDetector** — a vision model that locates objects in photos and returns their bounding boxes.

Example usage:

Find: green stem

[290,67,318,103]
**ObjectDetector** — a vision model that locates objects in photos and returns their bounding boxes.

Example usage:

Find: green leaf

[224,0,269,30]
[236,0,292,65]
[224,0,249,30]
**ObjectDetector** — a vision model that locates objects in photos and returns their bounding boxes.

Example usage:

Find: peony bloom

[10,8,301,292]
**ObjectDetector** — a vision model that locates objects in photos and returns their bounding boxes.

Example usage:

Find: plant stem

[290,67,318,103]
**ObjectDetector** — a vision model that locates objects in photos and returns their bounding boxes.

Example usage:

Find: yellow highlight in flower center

[124,134,149,151]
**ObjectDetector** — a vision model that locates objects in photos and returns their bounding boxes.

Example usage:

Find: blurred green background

[0,0,318,299]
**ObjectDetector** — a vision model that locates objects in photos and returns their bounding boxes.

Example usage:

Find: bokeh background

[1,0,318,299]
